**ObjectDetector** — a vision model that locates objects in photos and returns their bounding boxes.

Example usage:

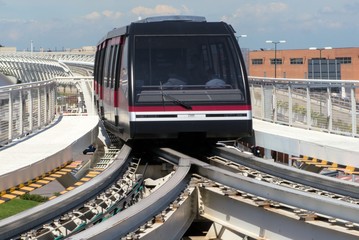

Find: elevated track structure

[3,144,359,240]
[0,55,359,239]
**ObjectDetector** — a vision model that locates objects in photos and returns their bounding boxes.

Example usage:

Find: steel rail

[212,146,359,198]
[70,148,191,240]
[198,185,359,240]
[155,147,359,224]
[0,144,132,240]
[193,155,359,225]
[208,155,359,207]
[130,185,196,240]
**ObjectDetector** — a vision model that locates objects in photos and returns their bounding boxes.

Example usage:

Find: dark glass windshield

[133,35,245,105]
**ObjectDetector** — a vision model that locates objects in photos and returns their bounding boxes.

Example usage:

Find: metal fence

[4,73,357,145]
[0,77,95,146]
[249,76,359,137]
[0,80,57,145]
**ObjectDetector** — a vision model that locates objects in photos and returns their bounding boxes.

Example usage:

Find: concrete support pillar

[264,148,273,161]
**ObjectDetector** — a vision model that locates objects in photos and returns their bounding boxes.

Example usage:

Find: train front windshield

[133,35,246,106]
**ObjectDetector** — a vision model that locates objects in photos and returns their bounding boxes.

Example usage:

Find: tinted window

[133,36,245,105]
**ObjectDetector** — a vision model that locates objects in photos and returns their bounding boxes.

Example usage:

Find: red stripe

[114,89,119,107]
[129,105,251,112]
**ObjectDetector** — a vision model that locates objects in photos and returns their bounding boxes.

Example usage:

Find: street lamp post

[309,47,332,79]
[309,47,332,115]
[236,34,247,41]
[237,35,248,73]
[266,40,286,78]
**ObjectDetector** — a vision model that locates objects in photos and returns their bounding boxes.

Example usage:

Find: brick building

[249,47,359,80]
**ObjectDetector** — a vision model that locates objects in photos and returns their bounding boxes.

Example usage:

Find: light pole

[266,40,286,78]
[236,34,247,41]
[309,47,332,79]
[237,35,248,72]
[309,47,332,115]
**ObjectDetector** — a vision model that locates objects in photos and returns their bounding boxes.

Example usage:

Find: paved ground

[31,180,65,197]
[31,153,94,197]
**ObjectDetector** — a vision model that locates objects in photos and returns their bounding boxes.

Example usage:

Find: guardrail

[0,77,95,146]
[0,80,57,145]
[249,76,359,137]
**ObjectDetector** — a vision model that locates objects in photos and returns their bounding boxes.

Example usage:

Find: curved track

[0,145,132,239]
[156,146,359,226]
[2,143,359,239]
[212,146,359,198]
[70,149,192,239]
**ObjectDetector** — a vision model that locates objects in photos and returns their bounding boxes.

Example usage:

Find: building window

[252,59,263,65]
[290,58,303,64]
[270,58,282,64]
[336,57,351,64]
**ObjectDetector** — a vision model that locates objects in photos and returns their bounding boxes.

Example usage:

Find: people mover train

[94,15,252,142]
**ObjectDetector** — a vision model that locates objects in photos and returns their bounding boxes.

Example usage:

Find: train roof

[98,15,236,45]
[135,15,206,23]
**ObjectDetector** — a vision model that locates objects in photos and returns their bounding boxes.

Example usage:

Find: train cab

[94,15,252,142]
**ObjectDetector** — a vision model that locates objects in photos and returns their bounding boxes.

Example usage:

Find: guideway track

[70,148,192,239]
[3,144,358,239]
[0,145,132,240]
[196,178,359,240]
[88,146,358,239]
[20,156,143,239]
[213,145,359,199]
[157,147,359,228]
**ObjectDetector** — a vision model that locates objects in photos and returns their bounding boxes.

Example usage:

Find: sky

[0,0,358,51]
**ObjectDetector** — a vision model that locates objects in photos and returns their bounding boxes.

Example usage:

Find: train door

[103,37,121,123]
[113,36,126,127]
[95,41,107,118]
[116,36,131,140]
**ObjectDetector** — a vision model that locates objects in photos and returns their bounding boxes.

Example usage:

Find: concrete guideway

[253,119,359,168]
[71,150,192,239]
[0,115,99,190]
[198,186,359,240]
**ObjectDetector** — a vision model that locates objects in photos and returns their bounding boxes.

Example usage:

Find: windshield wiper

[163,93,192,110]
[159,82,192,110]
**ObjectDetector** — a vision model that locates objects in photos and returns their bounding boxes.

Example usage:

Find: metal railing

[0,80,57,145]
[249,76,359,137]
[0,77,95,146]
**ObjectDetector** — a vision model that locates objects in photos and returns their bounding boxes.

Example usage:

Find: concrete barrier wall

[0,116,99,190]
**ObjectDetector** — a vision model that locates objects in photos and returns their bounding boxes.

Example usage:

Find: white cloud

[131,5,181,16]
[83,10,122,21]
[0,18,34,24]
[1,1,358,50]
[224,1,348,35]
[84,11,101,21]
[102,10,122,19]
[232,2,288,19]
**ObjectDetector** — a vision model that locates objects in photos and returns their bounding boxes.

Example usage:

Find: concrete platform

[253,119,359,168]
[0,115,99,190]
